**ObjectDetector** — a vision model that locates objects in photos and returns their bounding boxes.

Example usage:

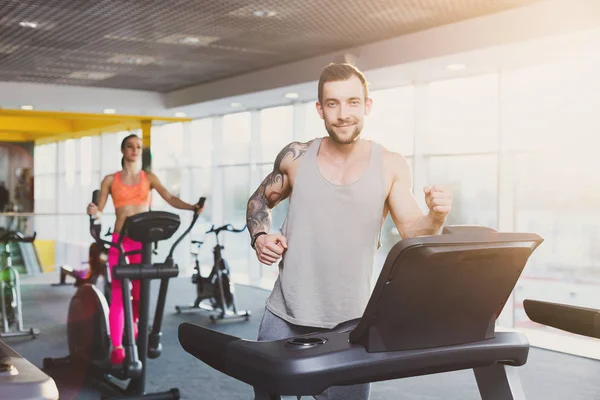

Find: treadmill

[179,226,544,399]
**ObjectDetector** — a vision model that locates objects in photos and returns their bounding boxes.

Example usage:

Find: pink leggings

[108,233,142,349]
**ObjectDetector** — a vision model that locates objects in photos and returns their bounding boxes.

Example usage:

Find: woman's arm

[146,171,198,211]
[87,175,113,215]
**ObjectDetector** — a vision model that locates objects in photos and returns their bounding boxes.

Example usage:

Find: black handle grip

[89,190,124,257]
[207,224,246,235]
[23,232,36,242]
[197,197,206,208]
[90,190,99,224]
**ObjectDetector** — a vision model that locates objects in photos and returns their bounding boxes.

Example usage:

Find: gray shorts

[255,308,371,400]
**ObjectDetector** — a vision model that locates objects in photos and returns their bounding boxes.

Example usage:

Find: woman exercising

[87,133,203,365]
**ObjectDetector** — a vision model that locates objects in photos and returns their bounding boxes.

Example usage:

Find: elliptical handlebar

[0,230,37,243]
[89,190,123,256]
[166,196,206,260]
[89,190,206,262]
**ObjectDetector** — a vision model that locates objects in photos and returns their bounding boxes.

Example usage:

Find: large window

[501,61,600,153]
[495,55,600,358]
[300,101,326,142]
[221,112,251,165]
[259,106,294,163]
[362,86,415,156]
[152,123,184,169]
[423,155,498,228]
[34,143,57,174]
[63,139,77,187]
[79,136,93,187]
[189,118,214,167]
[221,166,251,279]
[188,168,213,222]
[424,73,499,154]
[512,151,600,329]
[33,143,58,214]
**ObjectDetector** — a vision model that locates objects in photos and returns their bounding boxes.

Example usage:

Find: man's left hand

[424,185,452,220]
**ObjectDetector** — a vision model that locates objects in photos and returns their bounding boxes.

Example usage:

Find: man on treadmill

[246,62,453,400]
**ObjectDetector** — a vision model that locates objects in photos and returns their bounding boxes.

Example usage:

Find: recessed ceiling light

[230,102,243,108]
[174,112,187,117]
[157,34,219,46]
[20,105,34,110]
[285,92,300,99]
[108,54,154,65]
[178,36,201,45]
[19,21,38,29]
[69,71,115,80]
[103,108,116,114]
[253,10,277,17]
[446,63,466,71]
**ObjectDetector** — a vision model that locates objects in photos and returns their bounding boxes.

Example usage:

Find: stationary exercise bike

[175,223,250,323]
[43,191,205,399]
[0,229,39,338]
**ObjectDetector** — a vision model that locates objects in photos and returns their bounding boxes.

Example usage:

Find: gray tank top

[266,138,386,329]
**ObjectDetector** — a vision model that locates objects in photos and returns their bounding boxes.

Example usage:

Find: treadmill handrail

[524,299,600,339]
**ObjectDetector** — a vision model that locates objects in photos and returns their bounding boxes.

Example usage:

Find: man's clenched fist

[255,233,287,266]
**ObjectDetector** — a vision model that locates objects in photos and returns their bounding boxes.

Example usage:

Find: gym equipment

[1,230,39,338]
[1,338,59,400]
[524,300,600,339]
[0,227,42,276]
[43,191,204,400]
[51,241,111,303]
[179,226,544,399]
[175,223,250,323]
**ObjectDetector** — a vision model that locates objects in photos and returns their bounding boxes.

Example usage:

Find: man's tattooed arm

[246,141,311,239]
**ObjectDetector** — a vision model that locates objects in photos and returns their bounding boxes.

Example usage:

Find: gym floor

[7,273,600,400]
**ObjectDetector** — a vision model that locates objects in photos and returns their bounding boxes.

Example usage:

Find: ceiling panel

[0,0,542,92]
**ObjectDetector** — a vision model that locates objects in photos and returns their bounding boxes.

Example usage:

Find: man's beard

[325,121,362,145]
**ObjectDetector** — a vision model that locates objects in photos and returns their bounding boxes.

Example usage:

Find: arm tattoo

[246,141,310,238]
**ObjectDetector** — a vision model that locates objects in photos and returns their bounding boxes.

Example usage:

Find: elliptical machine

[175,224,250,323]
[43,191,204,399]
[1,229,39,338]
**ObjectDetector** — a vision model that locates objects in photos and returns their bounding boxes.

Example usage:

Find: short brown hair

[318,63,369,103]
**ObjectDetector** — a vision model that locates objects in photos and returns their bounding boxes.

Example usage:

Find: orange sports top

[111,171,151,209]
